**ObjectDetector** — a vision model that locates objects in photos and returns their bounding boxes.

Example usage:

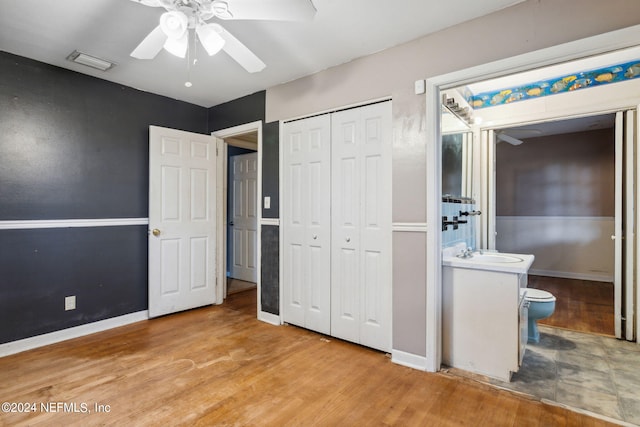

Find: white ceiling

[503,114,616,140]
[0,0,524,108]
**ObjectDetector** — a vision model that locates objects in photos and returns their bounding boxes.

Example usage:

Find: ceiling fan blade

[131,25,167,59]
[497,133,524,146]
[215,24,266,73]
[129,0,173,8]
[219,0,316,21]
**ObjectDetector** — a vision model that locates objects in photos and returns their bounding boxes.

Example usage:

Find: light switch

[414,79,426,95]
[264,196,271,209]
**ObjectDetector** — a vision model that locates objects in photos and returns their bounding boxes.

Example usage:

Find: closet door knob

[152,229,161,237]
[313,234,318,240]
[346,237,351,242]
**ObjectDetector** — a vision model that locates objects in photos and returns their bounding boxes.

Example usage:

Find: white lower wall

[496,216,614,282]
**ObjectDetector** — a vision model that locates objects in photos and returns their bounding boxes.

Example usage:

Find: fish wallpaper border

[464,60,640,109]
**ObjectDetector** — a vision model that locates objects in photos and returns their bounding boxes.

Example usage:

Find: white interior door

[331,102,392,352]
[614,112,624,339]
[148,126,218,318]
[228,152,258,283]
[624,109,635,341]
[618,109,637,341]
[282,115,331,335]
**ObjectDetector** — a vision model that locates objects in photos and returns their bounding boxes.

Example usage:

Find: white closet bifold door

[282,114,332,335]
[331,102,392,352]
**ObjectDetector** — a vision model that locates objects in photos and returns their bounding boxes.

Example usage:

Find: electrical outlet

[65,295,76,311]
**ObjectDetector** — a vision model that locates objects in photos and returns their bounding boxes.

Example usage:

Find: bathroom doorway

[490,114,617,337]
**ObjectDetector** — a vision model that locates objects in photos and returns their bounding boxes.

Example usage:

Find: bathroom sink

[467,253,523,263]
[442,244,535,273]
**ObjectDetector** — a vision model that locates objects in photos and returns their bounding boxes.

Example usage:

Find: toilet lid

[523,288,556,302]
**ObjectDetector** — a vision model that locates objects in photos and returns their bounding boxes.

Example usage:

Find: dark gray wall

[208,91,265,132]
[262,121,279,219]
[208,91,279,315]
[0,227,147,343]
[0,51,208,344]
[1,52,207,220]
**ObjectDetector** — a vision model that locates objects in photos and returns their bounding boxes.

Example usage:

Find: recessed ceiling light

[66,50,115,71]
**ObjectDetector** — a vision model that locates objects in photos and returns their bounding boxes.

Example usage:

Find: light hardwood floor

[0,290,616,426]
[226,278,256,295]
[528,275,615,336]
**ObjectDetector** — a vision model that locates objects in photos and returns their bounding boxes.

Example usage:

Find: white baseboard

[0,311,149,358]
[391,349,428,371]
[529,269,613,283]
[258,310,281,326]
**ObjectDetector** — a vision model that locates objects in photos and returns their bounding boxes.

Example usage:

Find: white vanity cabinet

[442,253,533,382]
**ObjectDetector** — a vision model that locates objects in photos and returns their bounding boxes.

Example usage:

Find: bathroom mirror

[442,105,474,199]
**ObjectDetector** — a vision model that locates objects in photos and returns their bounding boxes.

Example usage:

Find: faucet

[457,247,474,259]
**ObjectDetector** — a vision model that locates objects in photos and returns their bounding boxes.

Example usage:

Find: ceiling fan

[129,0,316,73]
[496,132,524,146]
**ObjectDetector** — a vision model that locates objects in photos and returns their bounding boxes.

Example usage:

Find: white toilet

[523,289,556,343]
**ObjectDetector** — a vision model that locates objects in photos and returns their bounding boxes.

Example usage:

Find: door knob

[346,237,351,242]
[152,228,161,237]
[313,234,318,240]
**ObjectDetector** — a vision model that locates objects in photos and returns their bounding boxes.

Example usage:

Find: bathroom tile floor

[449,325,640,425]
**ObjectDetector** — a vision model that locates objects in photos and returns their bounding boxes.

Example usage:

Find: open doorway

[493,115,616,336]
[212,121,263,308]
[226,134,258,296]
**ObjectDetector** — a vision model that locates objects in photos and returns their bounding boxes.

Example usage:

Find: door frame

[212,121,263,313]
[425,25,640,372]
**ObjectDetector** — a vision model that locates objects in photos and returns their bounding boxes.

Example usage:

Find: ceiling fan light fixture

[163,33,189,58]
[196,24,225,56]
[211,1,233,19]
[160,11,189,39]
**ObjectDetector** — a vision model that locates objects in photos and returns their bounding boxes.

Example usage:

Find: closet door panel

[282,128,307,327]
[305,120,331,335]
[331,110,362,343]
[282,115,331,334]
[359,102,393,352]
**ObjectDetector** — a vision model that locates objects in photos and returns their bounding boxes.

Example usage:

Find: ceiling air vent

[66,50,115,71]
